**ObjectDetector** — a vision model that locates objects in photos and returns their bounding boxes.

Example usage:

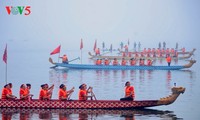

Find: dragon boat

[118,48,196,55]
[49,58,196,70]
[0,87,185,109]
[88,48,196,60]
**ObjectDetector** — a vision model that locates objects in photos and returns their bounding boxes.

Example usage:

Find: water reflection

[0,108,180,120]
[49,69,195,88]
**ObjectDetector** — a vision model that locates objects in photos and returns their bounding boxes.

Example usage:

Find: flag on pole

[80,39,83,50]
[3,44,7,64]
[93,40,97,51]
[50,45,61,55]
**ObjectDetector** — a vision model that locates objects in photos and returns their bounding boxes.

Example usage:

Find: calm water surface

[0,49,199,120]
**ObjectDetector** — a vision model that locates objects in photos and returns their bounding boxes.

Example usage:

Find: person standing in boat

[1,84,17,100]
[166,54,171,66]
[78,84,93,100]
[120,81,135,101]
[59,84,74,100]
[95,48,100,56]
[60,54,68,64]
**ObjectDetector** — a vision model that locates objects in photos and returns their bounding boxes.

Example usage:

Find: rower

[78,84,94,100]
[121,58,127,66]
[59,84,74,100]
[60,54,68,64]
[120,81,135,101]
[20,84,32,100]
[139,58,145,66]
[104,58,110,65]
[147,59,153,66]
[1,84,17,100]
[8,83,13,95]
[112,58,119,66]
[129,58,136,66]
[95,59,101,65]
[39,84,54,100]
[25,83,33,100]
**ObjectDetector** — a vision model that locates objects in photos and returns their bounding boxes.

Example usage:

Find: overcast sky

[0,0,200,51]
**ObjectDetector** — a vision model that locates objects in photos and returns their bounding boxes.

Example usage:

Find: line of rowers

[1,81,135,101]
[122,48,183,58]
[96,58,153,66]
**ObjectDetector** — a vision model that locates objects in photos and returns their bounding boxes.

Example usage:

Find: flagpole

[5,63,7,84]
[81,49,82,64]
[58,52,60,63]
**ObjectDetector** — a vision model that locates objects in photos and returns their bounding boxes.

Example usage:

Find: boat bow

[157,87,185,105]
[183,59,196,68]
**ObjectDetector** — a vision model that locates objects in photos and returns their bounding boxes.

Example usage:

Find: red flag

[3,44,7,64]
[80,39,83,50]
[50,45,61,55]
[93,40,97,51]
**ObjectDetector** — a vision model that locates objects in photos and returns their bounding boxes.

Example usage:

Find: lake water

[0,48,199,120]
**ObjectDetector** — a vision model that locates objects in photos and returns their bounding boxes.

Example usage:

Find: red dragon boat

[0,87,185,109]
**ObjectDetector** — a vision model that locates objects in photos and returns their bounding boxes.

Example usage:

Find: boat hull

[54,63,184,70]
[0,99,158,109]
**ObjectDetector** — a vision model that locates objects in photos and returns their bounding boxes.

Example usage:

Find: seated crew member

[8,83,13,95]
[25,83,33,99]
[19,84,32,100]
[120,81,135,101]
[104,58,110,65]
[147,59,153,66]
[112,58,119,66]
[39,84,52,100]
[139,58,145,66]
[95,59,100,65]
[129,58,136,66]
[78,84,93,100]
[121,58,127,66]
[59,84,74,100]
[1,84,17,100]
[60,54,68,64]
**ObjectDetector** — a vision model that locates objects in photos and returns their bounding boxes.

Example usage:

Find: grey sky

[0,0,200,51]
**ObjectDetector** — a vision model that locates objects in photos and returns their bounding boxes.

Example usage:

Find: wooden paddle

[91,90,97,100]
[67,87,75,100]
[68,57,80,63]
